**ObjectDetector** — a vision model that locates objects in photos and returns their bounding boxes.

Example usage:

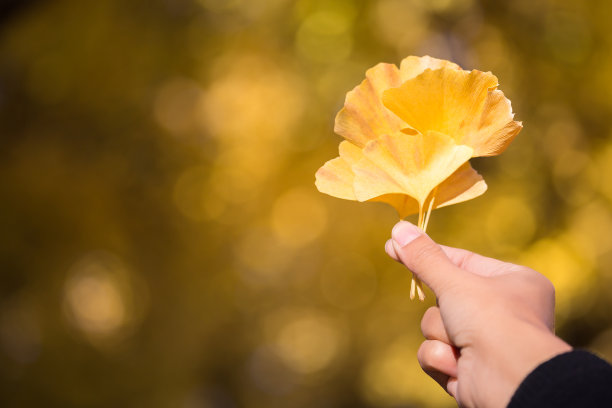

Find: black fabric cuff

[507,349,612,408]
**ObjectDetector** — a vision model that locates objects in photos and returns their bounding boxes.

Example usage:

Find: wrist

[484,323,572,407]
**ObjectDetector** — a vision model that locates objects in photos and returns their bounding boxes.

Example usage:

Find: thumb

[391,221,470,297]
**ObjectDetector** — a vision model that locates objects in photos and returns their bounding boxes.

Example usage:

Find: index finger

[440,245,522,277]
[386,240,520,279]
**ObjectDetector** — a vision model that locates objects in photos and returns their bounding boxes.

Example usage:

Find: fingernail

[392,221,423,247]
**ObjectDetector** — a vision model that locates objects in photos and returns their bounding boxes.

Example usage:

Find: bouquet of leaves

[315,56,522,300]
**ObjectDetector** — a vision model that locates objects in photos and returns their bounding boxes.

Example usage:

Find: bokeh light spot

[65,268,123,335]
[320,253,377,310]
[418,0,474,13]
[372,0,427,54]
[520,238,593,320]
[200,55,305,140]
[235,226,289,285]
[295,11,353,63]
[268,309,343,375]
[362,334,448,407]
[248,346,297,395]
[566,200,612,260]
[271,187,328,248]
[485,196,536,253]
[63,252,147,346]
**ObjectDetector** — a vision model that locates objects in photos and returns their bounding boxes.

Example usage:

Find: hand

[385,221,572,408]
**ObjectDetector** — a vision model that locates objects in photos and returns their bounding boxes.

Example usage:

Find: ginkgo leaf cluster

[316,55,521,219]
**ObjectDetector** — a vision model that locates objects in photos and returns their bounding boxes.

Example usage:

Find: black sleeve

[507,350,612,408]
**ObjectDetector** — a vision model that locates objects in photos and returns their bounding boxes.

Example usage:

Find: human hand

[385,221,572,408]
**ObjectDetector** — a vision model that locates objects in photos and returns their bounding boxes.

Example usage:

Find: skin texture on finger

[417,339,459,395]
[391,222,472,298]
[439,244,523,277]
[386,233,521,279]
[421,306,451,344]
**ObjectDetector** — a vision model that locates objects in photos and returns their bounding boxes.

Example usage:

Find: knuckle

[530,270,555,299]
[428,341,449,366]
[539,275,556,306]
[417,340,448,372]
[457,251,475,270]
[421,306,440,338]
[541,275,555,296]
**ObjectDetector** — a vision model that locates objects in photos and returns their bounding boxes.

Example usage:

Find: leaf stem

[423,187,437,232]
[410,189,437,301]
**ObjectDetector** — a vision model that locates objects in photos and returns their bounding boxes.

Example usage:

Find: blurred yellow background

[1,0,612,406]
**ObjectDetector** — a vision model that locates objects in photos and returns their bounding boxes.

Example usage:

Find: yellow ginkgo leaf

[334,56,461,147]
[352,131,474,206]
[369,162,487,219]
[314,135,487,218]
[314,141,362,201]
[431,162,488,209]
[314,156,355,201]
[382,67,522,157]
